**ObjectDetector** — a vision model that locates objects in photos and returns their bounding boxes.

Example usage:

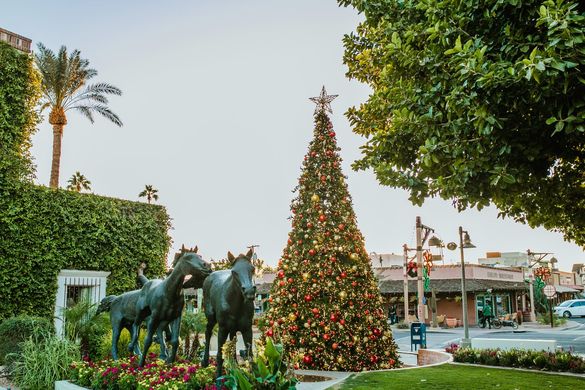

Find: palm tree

[139,185,159,204]
[35,43,123,188]
[66,171,91,192]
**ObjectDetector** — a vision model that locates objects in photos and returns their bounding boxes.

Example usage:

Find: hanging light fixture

[462,232,476,249]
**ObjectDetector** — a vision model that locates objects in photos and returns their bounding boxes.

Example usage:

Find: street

[392,317,585,353]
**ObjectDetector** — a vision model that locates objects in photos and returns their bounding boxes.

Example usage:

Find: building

[572,263,585,286]
[0,27,32,53]
[478,252,529,267]
[376,264,528,326]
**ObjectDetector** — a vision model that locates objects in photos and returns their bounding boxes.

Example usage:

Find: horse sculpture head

[227,249,256,302]
[176,245,212,278]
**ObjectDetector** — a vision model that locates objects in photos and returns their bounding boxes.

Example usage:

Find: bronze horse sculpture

[202,249,256,377]
[130,249,212,366]
[98,246,210,360]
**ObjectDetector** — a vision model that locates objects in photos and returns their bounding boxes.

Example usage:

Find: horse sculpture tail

[96,295,117,315]
[137,274,149,287]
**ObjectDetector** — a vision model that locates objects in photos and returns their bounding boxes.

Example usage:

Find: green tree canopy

[338,0,585,246]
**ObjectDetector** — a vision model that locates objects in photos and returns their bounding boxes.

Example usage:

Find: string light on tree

[265,86,400,371]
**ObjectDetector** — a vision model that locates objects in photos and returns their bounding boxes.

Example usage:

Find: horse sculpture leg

[215,326,229,379]
[126,324,142,356]
[166,315,182,364]
[139,317,159,367]
[157,322,169,361]
[111,320,121,360]
[202,315,216,367]
[241,327,253,362]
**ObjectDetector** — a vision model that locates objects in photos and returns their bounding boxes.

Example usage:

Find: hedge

[0,41,40,187]
[0,185,171,320]
[0,40,171,321]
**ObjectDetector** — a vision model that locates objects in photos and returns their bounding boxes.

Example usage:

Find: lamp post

[459,226,475,348]
[526,250,554,323]
[415,217,435,323]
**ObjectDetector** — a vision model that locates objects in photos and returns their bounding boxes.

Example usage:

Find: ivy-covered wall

[0,42,171,321]
[0,41,40,186]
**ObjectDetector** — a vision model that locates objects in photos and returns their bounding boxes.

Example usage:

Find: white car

[553,299,585,318]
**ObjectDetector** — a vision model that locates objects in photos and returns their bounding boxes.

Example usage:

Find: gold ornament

[311,194,320,202]
[302,273,310,280]
[339,291,347,299]
[350,253,359,261]
[289,313,297,321]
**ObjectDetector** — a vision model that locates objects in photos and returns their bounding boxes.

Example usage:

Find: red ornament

[308,249,316,256]
[312,308,319,315]
[304,294,312,302]
[307,222,313,229]
[287,238,293,245]
[330,256,337,263]
[340,271,347,278]
[339,319,346,325]
[329,131,336,137]
[303,355,312,365]
[279,280,285,287]
[332,342,339,349]
[351,281,357,287]
[370,355,378,363]
[320,175,327,182]
[266,329,274,337]
[319,214,326,222]
[277,270,285,279]
[389,358,395,366]
[323,333,330,341]
[287,278,293,283]
[338,223,345,230]
[330,313,337,322]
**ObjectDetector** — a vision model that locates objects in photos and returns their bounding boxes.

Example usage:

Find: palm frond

[92,105,123,127]
[74,106,95,124]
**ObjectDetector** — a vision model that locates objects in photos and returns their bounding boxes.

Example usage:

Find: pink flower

[183,374,190,382]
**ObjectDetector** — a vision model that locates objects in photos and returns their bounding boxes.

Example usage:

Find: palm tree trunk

[49,124,64,188]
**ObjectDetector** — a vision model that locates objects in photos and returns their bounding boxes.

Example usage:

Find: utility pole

[402,244,411,324]
[415,217,434,323]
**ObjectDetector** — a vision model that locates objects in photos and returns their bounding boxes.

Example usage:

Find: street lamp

[415,217,435,323]
[459,226,475,348]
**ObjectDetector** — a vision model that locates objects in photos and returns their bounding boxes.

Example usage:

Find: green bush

[223,337,298,390]
[97,327,162,360]
[61,300,111,361]
[10,331,79,390]
[453,347,585,373]
[0,315,53,364]
[537,313,567,326]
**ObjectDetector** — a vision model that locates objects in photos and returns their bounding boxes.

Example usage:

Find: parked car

[553,299,585,318]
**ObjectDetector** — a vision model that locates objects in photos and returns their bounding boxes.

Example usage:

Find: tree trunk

[49,124,64,188]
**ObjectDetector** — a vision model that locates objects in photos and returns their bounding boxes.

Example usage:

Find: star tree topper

[309,86,338,114]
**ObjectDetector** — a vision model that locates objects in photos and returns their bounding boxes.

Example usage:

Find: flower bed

[452,347,585,374]
[70,353,217,389]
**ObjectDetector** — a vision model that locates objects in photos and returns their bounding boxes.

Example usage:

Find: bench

[471,338,556,351]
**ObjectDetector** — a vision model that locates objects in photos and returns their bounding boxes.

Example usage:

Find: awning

[378,278,526,294]
[553,285,580,294]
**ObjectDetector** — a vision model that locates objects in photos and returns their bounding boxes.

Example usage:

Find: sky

[3,0,583,271]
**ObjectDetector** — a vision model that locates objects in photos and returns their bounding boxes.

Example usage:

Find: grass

[330,363,585,390]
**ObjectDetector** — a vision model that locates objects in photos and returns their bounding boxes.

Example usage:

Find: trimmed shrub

[0,184,171,321]
[0,315,53,364]
[453,347,585,373]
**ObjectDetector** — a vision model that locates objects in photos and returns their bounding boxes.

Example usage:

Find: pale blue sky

[3,0,583,270]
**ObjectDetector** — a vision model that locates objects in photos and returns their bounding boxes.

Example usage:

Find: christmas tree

[265,87,400,371]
